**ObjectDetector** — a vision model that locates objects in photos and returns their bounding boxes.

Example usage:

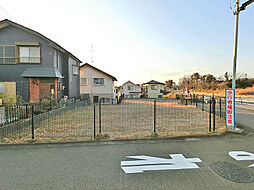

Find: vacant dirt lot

[1,99,226,143]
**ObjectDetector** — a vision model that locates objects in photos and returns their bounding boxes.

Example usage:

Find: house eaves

[122,80,137,87]
[21,67,63,78]
[80,63,117,81]
[144,80,165,85]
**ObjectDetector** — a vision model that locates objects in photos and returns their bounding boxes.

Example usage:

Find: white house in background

[122,81,141,98]
[143,80,165,98]
[80,63,117,104]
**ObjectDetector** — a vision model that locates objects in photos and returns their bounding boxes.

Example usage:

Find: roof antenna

[91,45,94,64]
[0,6,13,19]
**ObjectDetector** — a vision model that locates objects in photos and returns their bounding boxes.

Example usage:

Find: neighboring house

[0,19,82,103]
[143,80,165,98]
[122,81,141,98]
[80,63,117,104]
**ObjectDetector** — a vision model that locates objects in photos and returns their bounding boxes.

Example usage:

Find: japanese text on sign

[225,89,235,129]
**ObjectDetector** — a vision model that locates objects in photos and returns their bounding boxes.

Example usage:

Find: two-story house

[0,19,81,103]
[80,63,117,104]
[122,81,141,98]
[143,80,165,98]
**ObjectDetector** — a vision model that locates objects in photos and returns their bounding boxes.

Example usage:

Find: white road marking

[121,154,202,174]
[228,151,254,167]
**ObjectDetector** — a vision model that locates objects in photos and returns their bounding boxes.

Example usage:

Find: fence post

[8,106,10,123]
[31,105,34,139]
[190,95,192,105]
[202,95,204,111]
[6,106,9,124]
[219,98,222,118]
[154,100,156,134]
[11,106,14,123]
[99,100,101,134]
[49,101,52,111]
[213,97,216,132]
[209,99,211,132]
[25,104,28,118]
[14,106,16,121]
[185,95,188,106]
[94,104,96,138]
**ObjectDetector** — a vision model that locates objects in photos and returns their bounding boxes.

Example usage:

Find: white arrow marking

[228,151,254,168]
[121,154,202,174]
[248,163,254,168]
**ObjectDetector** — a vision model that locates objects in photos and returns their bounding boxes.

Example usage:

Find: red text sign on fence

[225,89,235,130]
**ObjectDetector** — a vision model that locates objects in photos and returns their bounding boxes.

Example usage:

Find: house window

[80,78,88,85]
[100,98,110,104]
[93,78,104,85]
[100,97,105,103]
[0,45,16,64]
[127,85,134,91]
[19,46,40,63]
[151,85,158,90]
[81,94,90,100]
[72,65,79,75]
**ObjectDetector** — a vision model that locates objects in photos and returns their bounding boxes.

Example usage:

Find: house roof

[0,19,82,63]
[122,80,137,87]
[21,67,63,78]
[80,63,117,81]
[145,80,165,85]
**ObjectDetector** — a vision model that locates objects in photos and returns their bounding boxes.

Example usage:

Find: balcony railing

[0,57,41,64]
[19,57,41,63]
[0,58,17,64]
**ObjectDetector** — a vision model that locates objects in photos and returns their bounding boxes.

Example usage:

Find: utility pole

[232,0,254,89]
[232,0,240,89]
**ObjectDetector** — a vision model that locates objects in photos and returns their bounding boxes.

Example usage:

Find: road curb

[226,127,244,134]
[0,132,226,147]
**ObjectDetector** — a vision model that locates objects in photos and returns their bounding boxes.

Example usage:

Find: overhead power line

[0,6,13,19]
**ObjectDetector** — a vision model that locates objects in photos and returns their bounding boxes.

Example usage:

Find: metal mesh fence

[0,99,92,142]
[33,101,93,141]
[178,95,226,132]
[156,98,210,134]
[100,99,154,139]
[0,97,226,143]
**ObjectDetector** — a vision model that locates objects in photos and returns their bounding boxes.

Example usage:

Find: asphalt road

[0,128,254,190]
[236,104,254,130]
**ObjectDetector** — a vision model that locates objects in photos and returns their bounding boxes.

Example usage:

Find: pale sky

[0,0,253,85]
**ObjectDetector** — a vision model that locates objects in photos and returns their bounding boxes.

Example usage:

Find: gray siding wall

[68,57,80,98]
[0,25,55,82]
[55,51,68,99]
[0,25,80,100]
